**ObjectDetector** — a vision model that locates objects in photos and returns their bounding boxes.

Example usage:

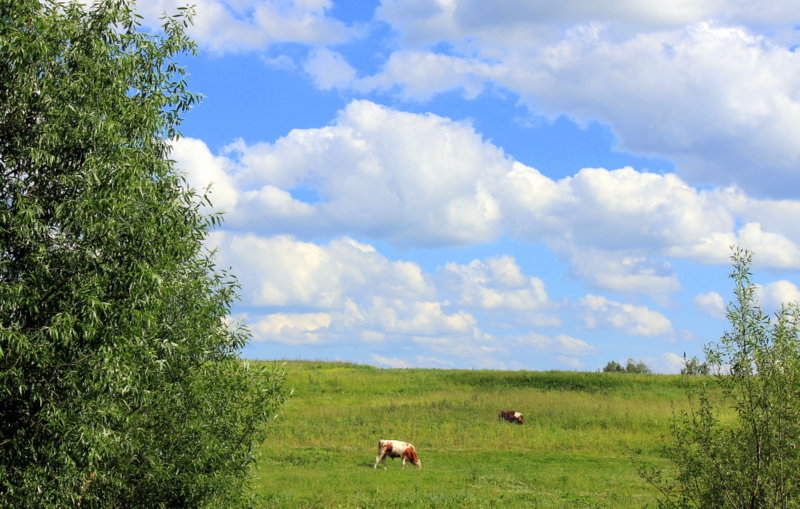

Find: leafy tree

[0,1,286,506]
[642,248,800,508]
[625,358,652,374]
[681,355,710,376]
[602,358,651,374]
[602,360,625,373]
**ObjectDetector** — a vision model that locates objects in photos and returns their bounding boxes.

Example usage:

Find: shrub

[642,248,800,508]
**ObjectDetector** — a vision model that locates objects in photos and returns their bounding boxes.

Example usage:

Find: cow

[373,440,421,470]
[498,409,524,424]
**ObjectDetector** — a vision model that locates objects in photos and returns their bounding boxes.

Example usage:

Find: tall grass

[251,361,708,507]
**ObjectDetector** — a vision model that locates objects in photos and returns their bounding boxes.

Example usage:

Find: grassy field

[250,361,707,508]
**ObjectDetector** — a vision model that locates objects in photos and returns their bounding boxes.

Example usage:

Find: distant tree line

[602,358,653,374]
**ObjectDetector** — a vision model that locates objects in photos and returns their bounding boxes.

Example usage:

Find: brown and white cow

[373,439,421,470]
[498,409,524,424]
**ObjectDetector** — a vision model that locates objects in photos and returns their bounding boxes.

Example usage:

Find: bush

[642,248,800,508]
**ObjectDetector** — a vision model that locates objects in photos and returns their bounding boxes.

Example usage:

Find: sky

[135,0,800,373]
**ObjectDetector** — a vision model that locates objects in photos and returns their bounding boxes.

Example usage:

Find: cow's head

[514,412,524,424]
[405,447,422,469]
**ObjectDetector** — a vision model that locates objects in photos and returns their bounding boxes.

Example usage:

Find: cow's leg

[374,451,388,470]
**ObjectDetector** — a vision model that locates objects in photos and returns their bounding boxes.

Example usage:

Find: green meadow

[251,361,708,508]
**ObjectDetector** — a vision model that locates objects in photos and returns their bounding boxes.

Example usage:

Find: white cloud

[376,1,800,47]
[214,233,433,307]
[736,223,800,269]
[658,352,687,374]
[565,248,681,295]
[511,333,597,356]
[135,0,354,51]
[411,333,504,361]
[304,48,357,90]
[371,354,411,368]
[439,256,552,311]
[414,355,455,367]
[757,280,800,315]
[360,298,477,336]
[172,137,239,213]
[176,101,800,288]
[579,295,673,337]
[213,100,509,245]
[550,168,732,251]
[694,291,726,319]
[357,51,494,100]
[359,9,800,198]
[557,356,584,370]
[239,185,316,220]
[250,312,332,344]
[213,232,488,347]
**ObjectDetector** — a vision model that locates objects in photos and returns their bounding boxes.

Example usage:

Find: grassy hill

[251,361,706,507]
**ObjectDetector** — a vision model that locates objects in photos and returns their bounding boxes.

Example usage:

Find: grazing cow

[498,409,524,424]
[373,440,421,470]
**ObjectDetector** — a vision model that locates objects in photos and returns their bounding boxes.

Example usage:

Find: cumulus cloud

[414,355,455,367]
[176,101,800,286]
[250,312,332,344]
[304,48,357,90]
[736,223,800,269]
[757,280,800,315]
[377,0,800,47]
[512,333,598,356]
[171,137,239,213]
[658,352,687,374]
[579,295,674,337]
[149,0,800,198]
[136,0,354,52]
[557,356,585,370]
[212,232,497,348]
[564,248,681,295]
[438,256,552,311]
[362,4,800,198]
[193,100,509,246]
[209,231,604,367]
[212,232,433,308]
[694,291,726,319]
[371,354,410,368]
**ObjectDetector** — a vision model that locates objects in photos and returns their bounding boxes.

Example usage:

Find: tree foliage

[602,358,652,374]
[680,355,709,376]
[643,248,800,508]
[0,1,286,506]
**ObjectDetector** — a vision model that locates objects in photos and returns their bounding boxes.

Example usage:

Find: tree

[602,358,652,374]
[602,360,625,373]
[642,248,800,508]
[0,1,286,506]
[681,355,710,376]
[625,358,652,374]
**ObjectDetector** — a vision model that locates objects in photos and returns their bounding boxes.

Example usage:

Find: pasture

[251,361,706,507]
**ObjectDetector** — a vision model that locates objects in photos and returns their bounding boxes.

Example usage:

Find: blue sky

[137,0,800,372]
